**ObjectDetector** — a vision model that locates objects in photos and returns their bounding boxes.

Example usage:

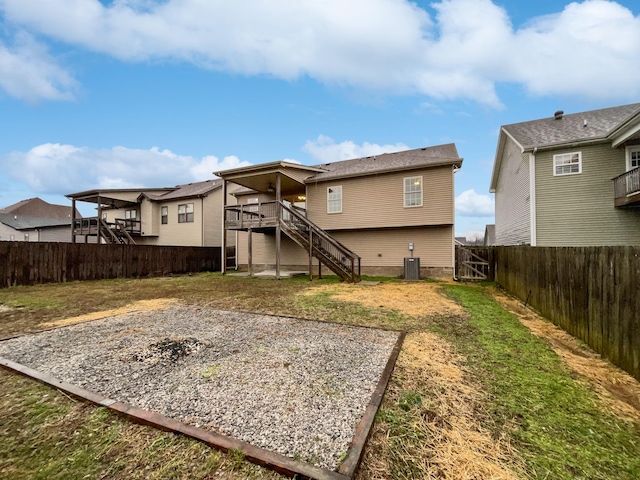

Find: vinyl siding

[536,143,640,246]
[305,165,454,230]
[0,224,20,241]
[153,199,203,246]
[39,226,72,242]
[237,225,453,269]
[495,136,531,245]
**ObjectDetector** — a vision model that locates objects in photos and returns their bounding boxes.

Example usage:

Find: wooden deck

[72,217,140,244]
[613,167,640,208]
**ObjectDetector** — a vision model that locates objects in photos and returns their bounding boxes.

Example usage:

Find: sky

[1,0,639,238]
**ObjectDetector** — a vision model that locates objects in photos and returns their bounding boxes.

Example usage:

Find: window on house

[178,203,194,223]
[553,152,582,176]
[24,233,29,241]
[404,176,423,207]
[161,206,168,224]
[10,234,15,241]
[327,186,342,213]
[626,146,640,170]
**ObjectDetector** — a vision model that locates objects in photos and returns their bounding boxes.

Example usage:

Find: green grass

[1,275,639,479]
[441,284,640,480]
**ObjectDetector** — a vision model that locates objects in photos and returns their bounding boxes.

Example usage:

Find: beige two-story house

[66,179,236,247]
[216,144,462,280]
[490,103,640,246]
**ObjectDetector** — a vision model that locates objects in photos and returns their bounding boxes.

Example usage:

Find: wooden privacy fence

[0,242,221,288]
[455,246,496,281]
[494,245,640,381]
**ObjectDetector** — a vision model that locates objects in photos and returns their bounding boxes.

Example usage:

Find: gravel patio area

[0,305,400,471]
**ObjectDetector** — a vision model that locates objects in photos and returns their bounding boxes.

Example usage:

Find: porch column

[275,172,281,280]
[248,227,253,277]
[71,198,76,244]
[221,180,227,275]
[97,195,102,245]
[308,230,313,281]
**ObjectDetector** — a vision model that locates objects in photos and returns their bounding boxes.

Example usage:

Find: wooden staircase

[279,202,360,283]
[99,218,136,245]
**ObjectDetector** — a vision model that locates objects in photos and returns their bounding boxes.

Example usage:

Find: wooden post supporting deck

[221,181,227,275]
[248,228,253,277]
[275,173,281,280]
[71,198,77,244]
[308,230,313,281]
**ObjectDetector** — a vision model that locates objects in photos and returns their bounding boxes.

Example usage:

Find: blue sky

[1,0,639,238]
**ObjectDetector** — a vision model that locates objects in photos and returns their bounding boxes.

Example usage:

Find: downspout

[201,195,205,246]
[530,147,537,246]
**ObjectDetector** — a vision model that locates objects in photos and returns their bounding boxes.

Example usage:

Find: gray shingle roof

[144,179,223,201]
[0,213,72,230]
[0,197,78,220]
[308,143,462,182]
[503,103,640,150]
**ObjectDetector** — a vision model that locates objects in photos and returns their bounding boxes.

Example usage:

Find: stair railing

[279,202,360,282]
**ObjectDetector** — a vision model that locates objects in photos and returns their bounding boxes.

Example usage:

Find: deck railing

[72,217,137,244]
[224,202,279,229]
[613,167,640,206]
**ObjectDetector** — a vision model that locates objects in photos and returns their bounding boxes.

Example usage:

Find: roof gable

[0,197,79,220]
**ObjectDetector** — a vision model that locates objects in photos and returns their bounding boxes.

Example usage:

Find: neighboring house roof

[502,103,640,151]
[0,213,71,230]
[484,224,495,246]
[142,179,223,201]
[455,236,467,246]
[308,144,462,182]
[490,102,640,192]
[0,197,80,220]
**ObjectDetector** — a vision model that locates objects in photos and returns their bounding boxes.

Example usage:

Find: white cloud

[1,0,639,104]
[0,32,77,102]
[1,143,251,194]
[455,189,494,216]
[303,135,410,163]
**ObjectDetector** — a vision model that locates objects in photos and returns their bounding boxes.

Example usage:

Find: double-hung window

[553,152,582,176]
[404,176,423,207]
[178,203,194,223]
[161,206,168,224]
[626,146,640,170]
[327,186,342,214]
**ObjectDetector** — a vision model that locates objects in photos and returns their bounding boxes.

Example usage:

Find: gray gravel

[0,305,399,470]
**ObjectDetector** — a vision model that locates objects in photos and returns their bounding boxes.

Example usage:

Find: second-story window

[404,176,423,207]
[178,203,194,223]
[553,152,582,176]
[327,186,342,213]
[161,206,168,224]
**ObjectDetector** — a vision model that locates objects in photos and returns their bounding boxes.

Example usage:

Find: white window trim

[403,176,423,208]
[327,186,342,214]
[625,145,640,171]
[553,152,582,176]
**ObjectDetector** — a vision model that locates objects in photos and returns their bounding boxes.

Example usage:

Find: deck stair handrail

[279,202,361,283]
[98,218,136,245]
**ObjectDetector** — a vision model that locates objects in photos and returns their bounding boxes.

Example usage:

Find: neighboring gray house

[0,198,79,242]
[490,103,640,246]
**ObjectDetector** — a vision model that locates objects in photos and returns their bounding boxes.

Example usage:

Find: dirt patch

[0,305,12,313]
[491,288,640,423]
[361,331,524,479]
[39,298,179,328]
[303,282,465,318]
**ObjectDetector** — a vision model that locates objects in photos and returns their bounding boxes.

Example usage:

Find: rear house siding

[535,143,640,246]
[495,136,531,245]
